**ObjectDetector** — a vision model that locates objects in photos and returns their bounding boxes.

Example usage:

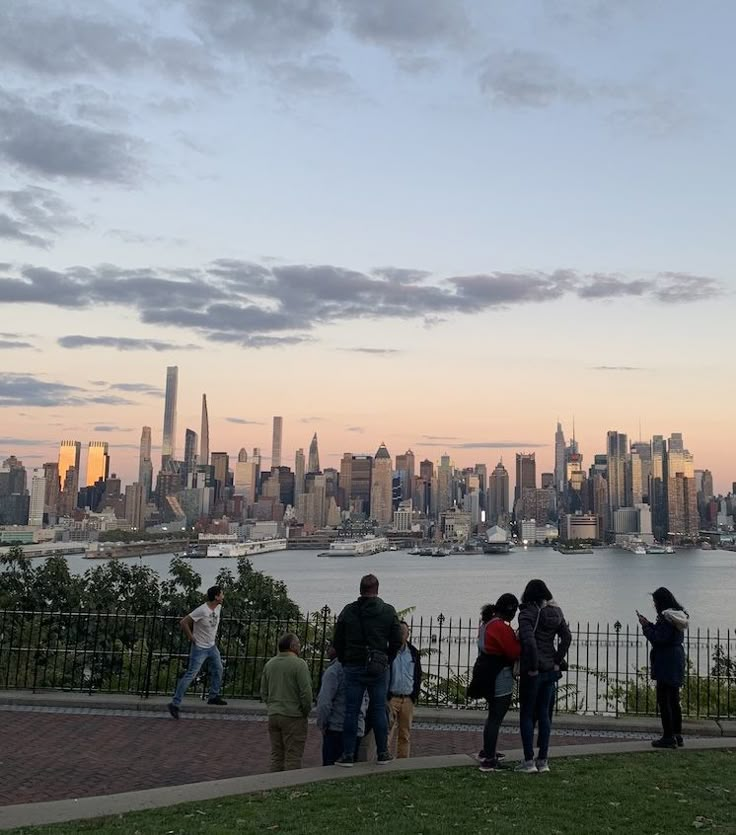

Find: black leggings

[656,682,682,738]
[483,693,513,758]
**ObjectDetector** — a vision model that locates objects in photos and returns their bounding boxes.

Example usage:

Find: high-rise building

[370,444,393,524]
[350,455,373,516]
[294,448,305,506]
[184,429,198,471]
[515,453,536,503]
[57,440,81,515]
[437,455,453,513]
[606,431,628,515]
[308,433,320,473]
[28,468,46,526]
[664,433,697,540]
[138,426,153,499]
[211,452,229,503]
[339,453,352,509]
[554,422,566,493]
[42,461,59,522]
[488,460,509,525]
[631,441,652,502]
[124,481,146,530]
[395,449,415,502]
[85,441,110,487]
[271,416,283,470]
[161,366,178,468]
[200,394,209,466]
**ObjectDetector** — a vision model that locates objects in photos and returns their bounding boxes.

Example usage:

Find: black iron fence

[0,608,734,718]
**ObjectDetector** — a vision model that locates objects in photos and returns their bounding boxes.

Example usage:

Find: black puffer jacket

[518,601,571,674]
[333,595,403,666]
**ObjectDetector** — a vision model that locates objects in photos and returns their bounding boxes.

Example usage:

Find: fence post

[613,621,622,718]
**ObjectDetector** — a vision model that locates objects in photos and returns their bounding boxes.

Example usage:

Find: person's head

[521,579,553,607]
[399,620,410,645]
[207,585,224,604]
[651,587,685,615]
[494,593,519,622]
[480,603,495,623]
[278,633,300,654]
[326,642,337,661]
[359,573,379,597]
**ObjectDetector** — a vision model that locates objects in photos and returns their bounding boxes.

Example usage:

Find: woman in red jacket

[477,593,521,772]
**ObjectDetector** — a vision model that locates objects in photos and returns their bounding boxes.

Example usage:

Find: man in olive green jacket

[260,633,314,771]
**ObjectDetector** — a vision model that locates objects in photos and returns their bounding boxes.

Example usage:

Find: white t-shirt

[189,603,221,648]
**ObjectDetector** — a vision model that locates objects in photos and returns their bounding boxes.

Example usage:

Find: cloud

[479,50,588,108]
[300,417,323,423]
[0,436,49,446]
[0,373,137,408]
[225,417,264,425]
[421,435,461,441]
[267,54,355,96]
[346,426,365,433]
[106,229,187,246]
[109,383,164,396]
[341,347,403,355]
[0,260,722,349]
[58,336,201,351]
[93,425,133,432]
[0,90,144,183]
[592,366,647,372]
[0,186,82,249]
[0,339,34,349]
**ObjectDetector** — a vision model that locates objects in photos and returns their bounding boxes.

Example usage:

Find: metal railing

[0,608,733,718]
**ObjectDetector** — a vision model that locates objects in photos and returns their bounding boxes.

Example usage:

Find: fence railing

[0,608,733,718]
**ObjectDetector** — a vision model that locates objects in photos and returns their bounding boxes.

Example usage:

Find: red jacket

[483,618,521,660]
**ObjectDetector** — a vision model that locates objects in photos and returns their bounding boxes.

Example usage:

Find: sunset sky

[1,1,734,492]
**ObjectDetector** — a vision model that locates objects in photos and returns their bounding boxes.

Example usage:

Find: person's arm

[642,620,676,646]
[298,660,314,717]
[179,614,195,642]
[554,618,572,665]
[517,609,539,674]
[411,645,422,702]
[387,610,403,659]
[315,666,338,730]
[260,663,269,704]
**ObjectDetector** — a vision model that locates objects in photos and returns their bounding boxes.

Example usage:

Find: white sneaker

[536,759,550,773]
[514,759,538,774]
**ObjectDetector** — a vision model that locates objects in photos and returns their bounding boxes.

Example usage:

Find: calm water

[51,547,736,631]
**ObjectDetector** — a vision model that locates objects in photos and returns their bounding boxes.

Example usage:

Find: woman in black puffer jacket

[638,587,689,749]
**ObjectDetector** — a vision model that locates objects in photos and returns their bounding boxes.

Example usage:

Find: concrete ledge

[1,740,734,832]
[0,691,729,737]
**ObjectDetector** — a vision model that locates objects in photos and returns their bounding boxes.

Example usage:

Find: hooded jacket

[518,600,572,674]
[642,608,689,686]
[333,595,403,667]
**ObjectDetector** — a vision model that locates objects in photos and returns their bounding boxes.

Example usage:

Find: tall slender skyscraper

[294,448,305,505]
[370,443,393,524]
[271,416,283,470]
[606,431,628,514]
[554,422,566,493]
[28,468,46,527]
[308,433,320,473]
[488,460,510,525]
[138,426,153,499]
[514,453,536,503]
[200,394,209,466]
[184,429,198,472]
[86,441,110,486]
[161,366,178,468]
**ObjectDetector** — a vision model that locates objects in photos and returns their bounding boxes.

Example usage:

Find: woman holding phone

[638,587,689,748]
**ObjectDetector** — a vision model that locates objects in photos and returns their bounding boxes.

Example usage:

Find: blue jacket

[642,609,688,686]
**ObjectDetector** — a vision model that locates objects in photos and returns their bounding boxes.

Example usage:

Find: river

[50,547,736,631]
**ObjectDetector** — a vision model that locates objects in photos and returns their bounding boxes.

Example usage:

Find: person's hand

[553,664,560,672]
[638,614,649,627]
[528,670,539,677]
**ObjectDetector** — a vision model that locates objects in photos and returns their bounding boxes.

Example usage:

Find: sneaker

[168,703,180,720]
[334,755,355,767]
[475,750,487,762]
[514,760,538,773]
[495,752,506,762]
[207,696,228,706]
[478,758,499,772]
[376,752,393,765]
[536,759,550,773]
[651,737,677,749]
[676,735,684,747]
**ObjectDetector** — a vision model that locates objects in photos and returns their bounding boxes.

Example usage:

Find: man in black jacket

[333,573,402,766]
[387,620,422,758]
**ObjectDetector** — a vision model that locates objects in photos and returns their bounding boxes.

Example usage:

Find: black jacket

[642,610,688,686]
[518,601,571,674]
[333,595,403,667]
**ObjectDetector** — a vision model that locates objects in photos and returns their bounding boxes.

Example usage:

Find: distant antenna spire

[572,415,576,442]
[638,416,642,443]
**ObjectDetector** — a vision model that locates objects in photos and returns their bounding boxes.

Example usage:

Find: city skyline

[1,2,734,493]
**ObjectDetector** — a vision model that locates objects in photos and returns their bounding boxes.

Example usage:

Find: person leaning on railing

[638,587,689,749]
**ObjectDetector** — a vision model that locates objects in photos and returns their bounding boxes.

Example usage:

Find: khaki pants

[388,695,415,758]
[268,714,308,772]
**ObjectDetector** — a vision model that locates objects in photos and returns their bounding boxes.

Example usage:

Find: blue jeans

[519,670,558,760]
[342,664,390,758]
[171,644,223,706]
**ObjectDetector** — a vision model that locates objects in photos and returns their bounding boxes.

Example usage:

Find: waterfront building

[664,435,698,540]
[161,366,178,469]
[138,427,153,499]
[307,433,320,474]
[271,416,283,469]
[199,395,209,466]
[488,460,509,525]
[370,443,393,525]
[561,513,599,541]
[442,507,471,541]
[515,453,536,503]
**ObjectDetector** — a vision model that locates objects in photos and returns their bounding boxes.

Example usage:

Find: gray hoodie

[315,660,366,734]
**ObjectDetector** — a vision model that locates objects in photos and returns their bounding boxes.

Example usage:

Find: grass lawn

[11,751,735,835]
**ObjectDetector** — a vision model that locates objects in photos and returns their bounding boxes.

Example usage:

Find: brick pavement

[0,706,637,807]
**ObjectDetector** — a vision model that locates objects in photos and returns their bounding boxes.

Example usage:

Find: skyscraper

[161,366,178,468]
[200,394,209,466]
[42,461,59,522]
[57,440,81,515]
[554,422,566,493]
[271,416,283,469]
[124,482,146,530]
[514,453,536,503]
[138,426,153,499]
[370,443,393,524]
[308,433,320,473]
[86,441,110,487]
[211,452,229,503]
[606,431,628,514]
[294,448,305,506]
[350,455,373,516]
[28,468,46,526]
[184,429,198,472]
[488,460,509,525]
[437,455,453,513]
[395,449,415,502]
[664,433,697,540]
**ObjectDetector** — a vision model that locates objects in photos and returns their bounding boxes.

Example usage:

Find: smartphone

[635,609,642,617]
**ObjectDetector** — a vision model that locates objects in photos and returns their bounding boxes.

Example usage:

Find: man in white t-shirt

[168,586,227,719]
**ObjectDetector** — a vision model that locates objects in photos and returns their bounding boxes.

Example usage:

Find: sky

[1,0,734,492]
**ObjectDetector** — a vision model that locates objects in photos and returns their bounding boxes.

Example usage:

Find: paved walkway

[1,702,649,808]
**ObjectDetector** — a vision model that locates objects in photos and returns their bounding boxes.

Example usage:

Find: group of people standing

[168,575,690,772]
